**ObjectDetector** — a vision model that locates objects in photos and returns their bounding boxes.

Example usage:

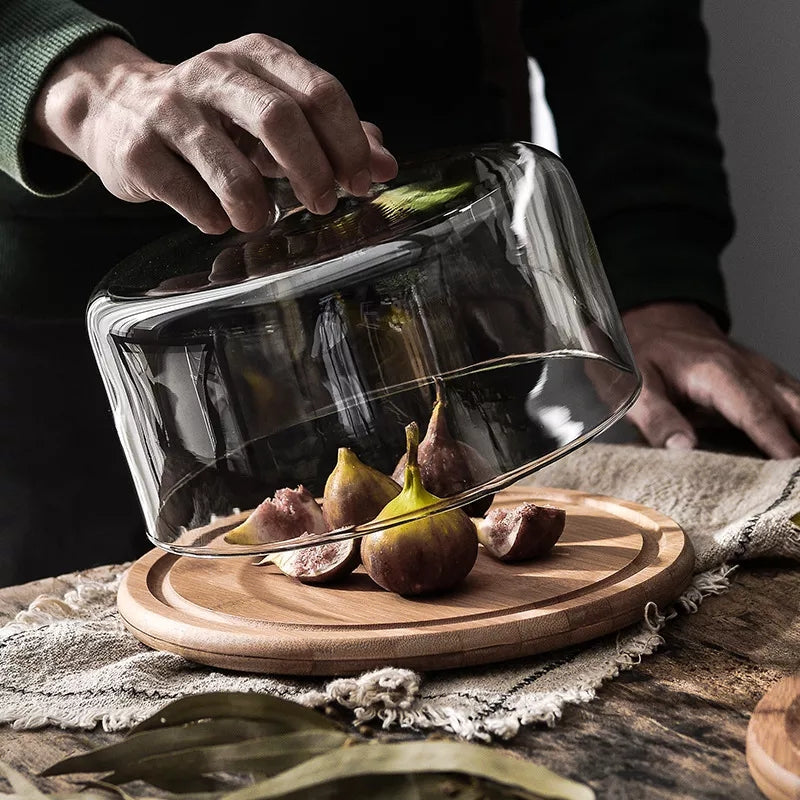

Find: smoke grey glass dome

[87,141,641,557]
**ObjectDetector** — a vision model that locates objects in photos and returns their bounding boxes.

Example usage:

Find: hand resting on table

[622,302,800,459]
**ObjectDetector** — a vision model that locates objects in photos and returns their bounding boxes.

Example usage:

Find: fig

[392,378,495,517]
[263,535,360,584]
[476,502,566,562]
[224,485,327,545]
[361,422,478,596]
[323,447,400,530]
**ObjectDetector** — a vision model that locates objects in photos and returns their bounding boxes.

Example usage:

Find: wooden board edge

[746,674,800,800]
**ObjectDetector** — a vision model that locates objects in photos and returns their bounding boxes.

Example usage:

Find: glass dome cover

[88,141,641,557]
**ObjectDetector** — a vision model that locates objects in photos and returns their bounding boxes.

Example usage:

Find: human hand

[622,302,800,459]
[29,35,398,234]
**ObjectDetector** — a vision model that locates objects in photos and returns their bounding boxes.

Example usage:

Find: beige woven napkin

[1,443,798,740]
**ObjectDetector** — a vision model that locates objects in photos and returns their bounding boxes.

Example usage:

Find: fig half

[263,536,360,585]
[224,485,327,545]
[476,502,566,562]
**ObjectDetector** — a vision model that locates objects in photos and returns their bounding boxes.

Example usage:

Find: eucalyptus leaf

[130,692,338,734]
[221,741,594,800]
[42,720,289,777]
[272,773,548,800]
[103,730,349,790]
[78,782,145,800]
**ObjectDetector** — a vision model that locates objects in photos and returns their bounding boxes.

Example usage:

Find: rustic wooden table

[0,555,797,800]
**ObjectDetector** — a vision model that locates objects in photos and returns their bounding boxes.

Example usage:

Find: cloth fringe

[281,565,733,742]
[0,564,732,739]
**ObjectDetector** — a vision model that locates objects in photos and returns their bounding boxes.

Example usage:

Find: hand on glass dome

[29,34,398,234]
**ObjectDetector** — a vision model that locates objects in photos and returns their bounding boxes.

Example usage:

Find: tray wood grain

[117,486,695,676]
[747,673,800,800]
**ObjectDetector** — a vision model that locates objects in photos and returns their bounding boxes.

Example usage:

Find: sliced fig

[224,485,326,545]
[476,502,566,562]
[264,536,360,584]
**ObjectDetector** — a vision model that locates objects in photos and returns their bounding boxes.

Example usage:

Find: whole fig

[392,377,495,517]
[323,447,400,530]
[361,422,478,596]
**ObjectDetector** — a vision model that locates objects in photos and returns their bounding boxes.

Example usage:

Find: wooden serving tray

[117,486,694,676]
[746,673,800,800]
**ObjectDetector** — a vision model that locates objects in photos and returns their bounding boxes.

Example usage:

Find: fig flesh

[263,536,359,584]
[392,378,494,517]
[361,422,478,596]
[476,502,566,562]
[323,447,400,530]
[224,485,326,545]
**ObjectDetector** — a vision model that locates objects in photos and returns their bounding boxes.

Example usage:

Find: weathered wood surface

[1,557,797,799]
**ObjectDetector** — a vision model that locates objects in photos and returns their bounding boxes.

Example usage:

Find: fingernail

[314,189,338,215]
[349,169,372,196]
[665,432,696,451]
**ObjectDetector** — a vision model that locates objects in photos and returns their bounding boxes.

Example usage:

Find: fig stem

[434,375,446,408]
[405,421,420,474]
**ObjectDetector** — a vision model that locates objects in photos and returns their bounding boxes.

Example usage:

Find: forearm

[523,0,736,329]
[0,0,132,195]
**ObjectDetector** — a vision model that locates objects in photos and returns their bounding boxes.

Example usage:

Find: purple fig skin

[392,379,495,517]
[363,421,479,596]
[323,447,401,531]
[268,536,360,584]
[361,512,478,596]
[476,502,566,562]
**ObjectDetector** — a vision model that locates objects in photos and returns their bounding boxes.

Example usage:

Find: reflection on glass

[87,142,641,557]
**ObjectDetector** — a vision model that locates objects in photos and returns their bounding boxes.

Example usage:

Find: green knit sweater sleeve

[0,0,132,196]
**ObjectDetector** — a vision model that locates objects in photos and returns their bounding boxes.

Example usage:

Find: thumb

[627,367,698,450]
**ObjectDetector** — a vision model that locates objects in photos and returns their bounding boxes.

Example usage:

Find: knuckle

[233,33,295,59]
[238,32,271,50]
[254,93,300,132]
[301,72,347,110]
[745,395,777,427]
[193,50,227,74]
[689,352,737,386]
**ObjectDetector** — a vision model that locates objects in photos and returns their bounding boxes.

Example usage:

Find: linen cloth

[1,444,798,741]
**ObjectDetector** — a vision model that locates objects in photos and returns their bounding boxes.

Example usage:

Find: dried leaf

[35,693,592,800]
[221,740,594,800]
[103,730,349,790]
[42,719,287,777]
[130,692,338,734]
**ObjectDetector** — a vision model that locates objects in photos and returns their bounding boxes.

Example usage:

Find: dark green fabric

[0,0,735,326]
[0,0,131,194]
